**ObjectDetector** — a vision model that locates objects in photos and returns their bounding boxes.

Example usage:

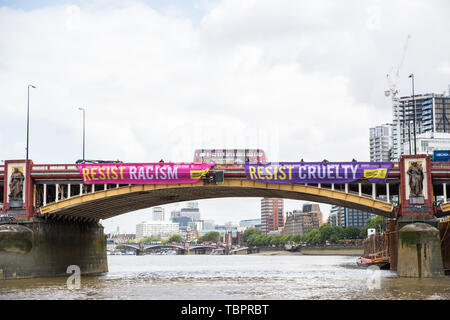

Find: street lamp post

[26,84,36,160]
[78,107,85,161]
[409,74,417,154]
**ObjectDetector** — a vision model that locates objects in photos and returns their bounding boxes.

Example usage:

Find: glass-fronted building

[329,205,376,228]
[392,93,450,160]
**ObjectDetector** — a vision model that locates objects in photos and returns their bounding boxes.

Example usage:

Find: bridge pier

[394,155,445,277]
[0,218,108,280]
[397,222,444,278]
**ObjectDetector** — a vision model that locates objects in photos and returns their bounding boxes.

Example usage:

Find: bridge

[3,158,450,221]
[2,162,398,220]
[113,242,219,254]
[0,155,449,279]
[110,242,248,255]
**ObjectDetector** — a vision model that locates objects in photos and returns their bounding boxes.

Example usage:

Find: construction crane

[385,34,411,160]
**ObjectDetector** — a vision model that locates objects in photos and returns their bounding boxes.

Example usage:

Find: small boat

[284,242,299,252]
[357,256,390,270]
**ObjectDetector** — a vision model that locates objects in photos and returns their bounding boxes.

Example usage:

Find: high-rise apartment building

[370,124,393,161]
[391,93,450,160]
[329,205,342,227]
[261,198,284,234]
[328,212,339,227]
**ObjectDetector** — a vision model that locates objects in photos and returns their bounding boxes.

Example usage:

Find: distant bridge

[113,242,219,251]
[110,242,249,255]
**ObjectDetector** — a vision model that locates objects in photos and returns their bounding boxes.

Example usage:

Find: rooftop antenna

[385,34,411,159]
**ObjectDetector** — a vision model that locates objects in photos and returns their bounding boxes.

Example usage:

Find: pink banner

[77,162,214,185]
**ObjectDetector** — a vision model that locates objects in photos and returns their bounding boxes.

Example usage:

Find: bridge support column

[43,184,47,206]
[443,183,447,203]
[0,218,108,280]
[395,154,444,277]
[397,223,444,278]
[386,183,390,203]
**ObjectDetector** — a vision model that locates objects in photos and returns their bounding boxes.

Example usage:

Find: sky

[1,0,449,233]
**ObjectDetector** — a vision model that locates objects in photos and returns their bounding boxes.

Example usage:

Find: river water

[0,254,449,300]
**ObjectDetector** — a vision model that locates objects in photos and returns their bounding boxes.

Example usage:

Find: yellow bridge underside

[39,179,394,220]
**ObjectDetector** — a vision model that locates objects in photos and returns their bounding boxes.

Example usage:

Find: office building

[284,203,322,235]
[261,198,284,234]
[152,207,165,221]
[403,132,450,155]
[171,216,193,233]
[136,221,180,239]
[302,203,323,226]
[170,208,181,220]
[215,224,238,236]
[202,220,215,230]
[180,202,201,221]
[239,218,261,229]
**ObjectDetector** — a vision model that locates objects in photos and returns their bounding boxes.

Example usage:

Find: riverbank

[300,246,363,256]
[253,246,363,256]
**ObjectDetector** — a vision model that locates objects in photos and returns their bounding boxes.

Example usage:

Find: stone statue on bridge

[8,168,25,201]
[407,161,424,197]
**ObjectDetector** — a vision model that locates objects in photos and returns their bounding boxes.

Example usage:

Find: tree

[304,228,321,245]
[198,231,220,243]
[167,234,183,243]
[243,228,262,244]
[318,224,334,243]
[343,226,361,239]
[139,236,163,243]
[246,233,258,246]
[360,216,385,238]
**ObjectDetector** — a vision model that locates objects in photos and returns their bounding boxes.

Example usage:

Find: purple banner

[245,162,392,184]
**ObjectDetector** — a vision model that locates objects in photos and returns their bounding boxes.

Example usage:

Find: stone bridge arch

[39,179,394,221]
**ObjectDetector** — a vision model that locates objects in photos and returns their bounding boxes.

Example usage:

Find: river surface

[0,254,449,300]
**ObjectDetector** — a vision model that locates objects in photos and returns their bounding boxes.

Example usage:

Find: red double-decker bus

[193,149,267,169]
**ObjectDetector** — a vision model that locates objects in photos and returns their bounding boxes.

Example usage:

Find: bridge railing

[32,164,79,172]
[431,162,450,169]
